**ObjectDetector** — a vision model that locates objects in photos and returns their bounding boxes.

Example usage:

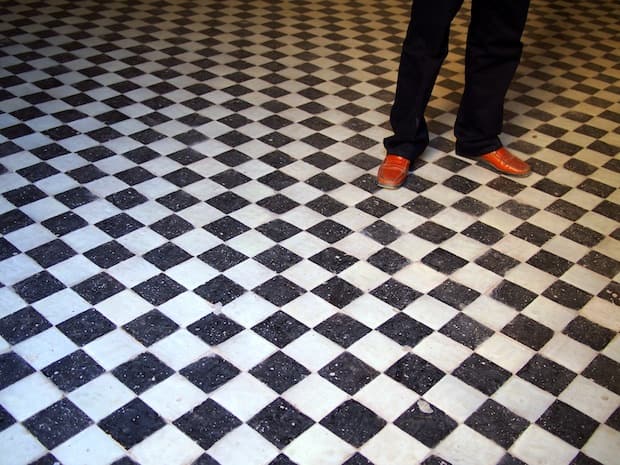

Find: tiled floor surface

[0,0,619,464]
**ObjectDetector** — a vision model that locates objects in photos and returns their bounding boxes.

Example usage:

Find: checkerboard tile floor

[0,0,618,464]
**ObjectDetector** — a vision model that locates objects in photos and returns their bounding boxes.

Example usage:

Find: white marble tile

[131,425,204,465]
[492,377,556,423]
[53,425,125,465]
[13,327,77,370]
[285,425,356,465]
[510,425,578,465]
[282,374,349,422]
[354,374,419,422]
[0,372,63,421]
[360,424,429,465]
[141,374,208,421]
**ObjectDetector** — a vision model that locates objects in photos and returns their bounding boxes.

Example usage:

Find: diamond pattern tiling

[0,0,619,465]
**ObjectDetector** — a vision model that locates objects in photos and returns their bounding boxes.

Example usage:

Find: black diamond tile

[377,313,433,347]
[210,169,251,189]
[440,313,494,349]
[254,245,302,273]
[303,152,339,170]
[461,221,504,245]
[599,281,620,306]
[66,164,107,183]
[84,241,134,268]
[403,195,445,218]
[487,177,526,196]
[312,276,363,309]
[542,280,593,310]
[258,170,297,190]
[106,188,148,210]
[579,179,615,198]
[253,276,305,307]
[517,354,577,396]
[133,274,186,306]
[537,400,598,448]
[256,219,301,242]
[257,194,300,214]
[56,308,115,346]
[371,279,422,310]
[0,306,51,344]
[78,146,115,162]
[194,275,245,306]
[395,400,458,448]
[199,244,248,272]
[465,399,529,448]
[156,190,200,212]
[561,224,604,247]
[568,454,605,465]
[0,209,34,234]
[24,399,92,449]
[99,398,166,449]
[582,355,620,395]
[502,314,553,351]
[475,249,519,276]
[306,219,352,243]
[4,185,47,207]
[429,279,480,310]
[362,220,402,245]
[527,250,573,277]
[170,148,207,165]
[310,247,358,274]
[72,272,125,305]
[143,242,192,271]
[0,237,19,261]
[491,280,538,310]
[188,313,244,346]
[320,399,386,447]
[342,453,374,465]
[207,192,250,214]
[443,175,480,194]
[259,151,295,168]
[96,213,143,238]
[54,187,97,209]
[411,221,456,244]
[562,316,616,351]
[314,314,371,349]
[180,355,241,393]
[545,199,587,221]
[0,404,15,433]
[174,399,241,450]
[112,352,174,394]
[17,162,59,182]
[42,350,104,392]
[452,197,491,217]
[250,351,310,394]
[123,309,179,346]
[533,178,571,197]
[319,352,379,395]
[351,173,382,194]
[511,222,554,246]
[248,398,313,448]
[500,201,539,220]
[150,214,193,240]
[42,211,89,236]
[367,248,410,274]
[422,248,468,274]
[306,194,347,217]
[306,173,344,192]
[453,354,511,395]
[115,167,155,186]
[606,407,620,431]
[204,216,250,241]
[356,196,397,217]
[14,271,66,304]
[0,352,35,390]
[252,311,309,348]
[385,353,445,394]
[578,251,620,279]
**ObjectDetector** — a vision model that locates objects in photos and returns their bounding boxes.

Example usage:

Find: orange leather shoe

[377,154,411,189]
[477,147,531,177]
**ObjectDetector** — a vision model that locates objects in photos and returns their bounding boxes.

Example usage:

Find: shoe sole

[476,158,532,178]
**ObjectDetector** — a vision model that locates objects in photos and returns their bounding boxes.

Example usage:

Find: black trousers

[383,0,530,159]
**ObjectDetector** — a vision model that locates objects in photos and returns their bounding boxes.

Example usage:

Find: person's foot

[477,147,531,177]
[377,154,411,188]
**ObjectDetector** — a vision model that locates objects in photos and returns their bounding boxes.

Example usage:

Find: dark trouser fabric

[383,0,530,160]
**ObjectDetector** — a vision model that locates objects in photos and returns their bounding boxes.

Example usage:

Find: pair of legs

[383,0,531,160]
